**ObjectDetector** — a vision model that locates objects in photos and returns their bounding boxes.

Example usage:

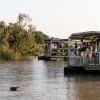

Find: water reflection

[64,73,100,100]
[0,57,100,100]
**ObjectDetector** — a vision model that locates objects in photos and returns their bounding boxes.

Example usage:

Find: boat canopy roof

[68,31,100,42]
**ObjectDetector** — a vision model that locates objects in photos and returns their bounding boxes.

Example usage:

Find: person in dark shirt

[82,44,87,51]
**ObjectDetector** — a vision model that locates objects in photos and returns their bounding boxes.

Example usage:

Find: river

[0,57,100,100]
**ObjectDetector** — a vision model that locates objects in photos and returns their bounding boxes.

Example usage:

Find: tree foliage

[0,13,50,60]
[33,31,49,44]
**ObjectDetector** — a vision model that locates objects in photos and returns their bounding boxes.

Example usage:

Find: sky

[0,0,100,38]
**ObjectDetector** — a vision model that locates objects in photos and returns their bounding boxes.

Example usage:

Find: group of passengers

[74,42,100,52]
[46,43,68,49]
[75,42,100,64]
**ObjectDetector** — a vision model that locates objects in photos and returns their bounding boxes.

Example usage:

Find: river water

[0,57,100,100]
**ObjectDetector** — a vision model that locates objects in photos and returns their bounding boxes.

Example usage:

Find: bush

[0,50,21,60]
[32,44,44,56]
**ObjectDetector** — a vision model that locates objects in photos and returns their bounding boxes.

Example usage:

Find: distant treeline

[0,13,49,60]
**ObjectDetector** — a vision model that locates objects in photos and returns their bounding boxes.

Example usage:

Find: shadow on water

[64,70,100,82]
[63,68,100,100]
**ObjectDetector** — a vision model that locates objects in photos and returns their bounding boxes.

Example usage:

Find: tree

[7,23,36,55]
[0,21,9,50]
[28,24,36,34]
[33,31,49,44]
[0,13,50,60]
[17,13,32,29]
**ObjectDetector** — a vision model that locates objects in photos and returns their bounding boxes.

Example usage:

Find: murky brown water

[0,57,100,100]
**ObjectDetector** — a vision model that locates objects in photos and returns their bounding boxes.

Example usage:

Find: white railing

[68,51,100,67]
[84,52,100,65]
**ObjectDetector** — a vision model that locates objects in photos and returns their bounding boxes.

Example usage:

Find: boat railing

[45,48,68,56]
[68,51,100,67]
[84,52,100,66]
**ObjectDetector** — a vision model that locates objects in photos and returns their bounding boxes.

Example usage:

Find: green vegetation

[0,13,49,60]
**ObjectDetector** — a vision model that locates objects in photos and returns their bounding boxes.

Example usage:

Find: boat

[64,31,100,73]
[38,38,68,61]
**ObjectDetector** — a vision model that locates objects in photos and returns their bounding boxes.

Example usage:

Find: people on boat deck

[77,42,100,64]
[75,42,77,48]
[88,43,93,51]
[78,42,99,52]
[97,43,100,52]
[82,44,87,51]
